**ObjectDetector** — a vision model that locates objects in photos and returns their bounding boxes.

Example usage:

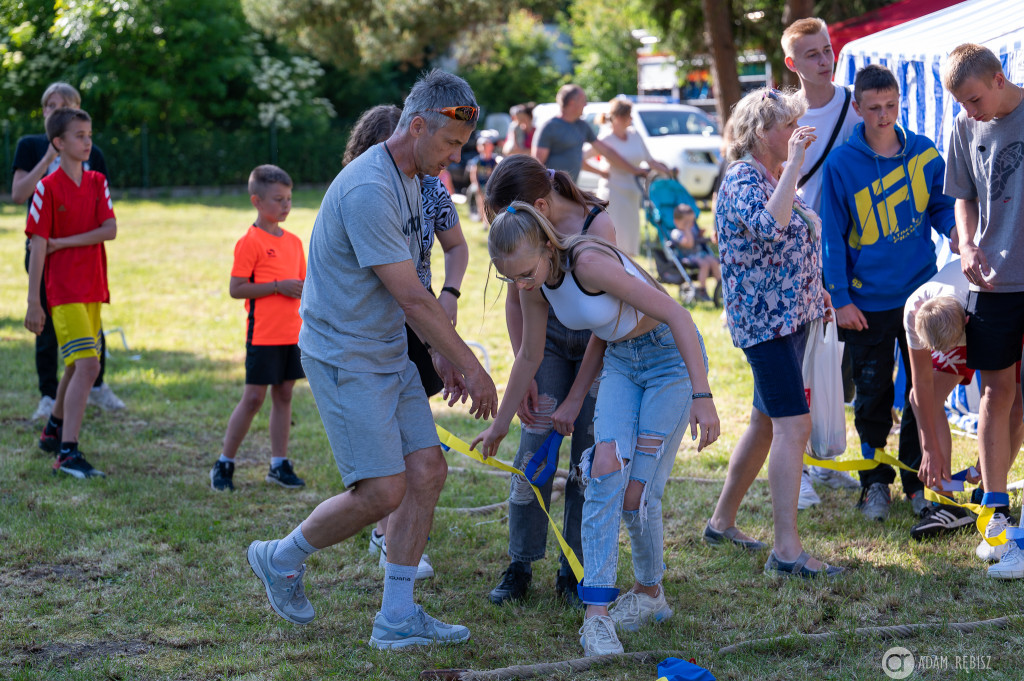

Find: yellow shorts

[51,302,102,366]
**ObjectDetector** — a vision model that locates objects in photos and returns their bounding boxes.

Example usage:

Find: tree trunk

[780,0,815,89]
[701,0,741,126]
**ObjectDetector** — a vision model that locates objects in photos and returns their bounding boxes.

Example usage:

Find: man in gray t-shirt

[533,83,644,182]
[247,70,498,643]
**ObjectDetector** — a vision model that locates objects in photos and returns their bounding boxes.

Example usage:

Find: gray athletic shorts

[301,354,441,487]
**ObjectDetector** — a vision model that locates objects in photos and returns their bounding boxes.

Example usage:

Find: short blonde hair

[781,17,827,58]
[41,82,81,109]
[728,87,807,161]
[943,43,1004,93]
[915,296,965,353]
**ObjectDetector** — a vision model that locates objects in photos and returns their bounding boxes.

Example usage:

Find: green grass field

[1,192,1022,680]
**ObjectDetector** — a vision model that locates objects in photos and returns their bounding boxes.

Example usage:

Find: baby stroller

[639,173,723,307]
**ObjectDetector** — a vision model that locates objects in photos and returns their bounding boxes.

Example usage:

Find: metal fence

[2,118,350,193]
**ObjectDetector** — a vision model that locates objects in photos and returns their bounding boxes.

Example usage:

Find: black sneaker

[38,426,61,454]
[53,449,105,478]
[555,569,583,609]
[266,460,305,488]
[911,503,974,541]
[210,459,235,491]
[488,561,532,605]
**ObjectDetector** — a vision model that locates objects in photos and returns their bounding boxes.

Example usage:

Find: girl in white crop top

[472,201,719,657]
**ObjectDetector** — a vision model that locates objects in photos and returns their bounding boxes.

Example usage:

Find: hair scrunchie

[547,168,556,179]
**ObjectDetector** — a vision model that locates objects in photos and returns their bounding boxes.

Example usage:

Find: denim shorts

[742,325,809,418]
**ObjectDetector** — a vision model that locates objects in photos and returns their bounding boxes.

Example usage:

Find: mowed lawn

[1,191,1022,680]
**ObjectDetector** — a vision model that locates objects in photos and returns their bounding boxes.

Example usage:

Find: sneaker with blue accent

[579,614,624,657]
[266,460,305,488]
[988,540,1024,580]
[608,586,673,632]
[368,605,470,649]
[246,539,315,625]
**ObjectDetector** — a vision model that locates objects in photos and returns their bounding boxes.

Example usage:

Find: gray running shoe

[858,482,891,522]
[368,605,470,649]
[579,614,624,657]
[246,539,314,625]
[910,491,929,517]
[608,587,673,632]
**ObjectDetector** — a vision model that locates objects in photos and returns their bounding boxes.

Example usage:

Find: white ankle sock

[272,524,318,573]
[381,562,418,622]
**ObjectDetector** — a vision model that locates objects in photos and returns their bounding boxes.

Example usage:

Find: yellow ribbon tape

[807,450,1010,546]
[803,449,917,474]
[923,488,1007,546]
[436,425,585,582]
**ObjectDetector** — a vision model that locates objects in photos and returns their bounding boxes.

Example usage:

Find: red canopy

[829,0,965,59]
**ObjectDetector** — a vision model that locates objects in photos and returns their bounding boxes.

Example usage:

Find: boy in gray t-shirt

[942,43,1024,581]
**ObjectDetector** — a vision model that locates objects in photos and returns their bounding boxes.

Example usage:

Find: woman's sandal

[763,550,846,579]
[703,520,769,551]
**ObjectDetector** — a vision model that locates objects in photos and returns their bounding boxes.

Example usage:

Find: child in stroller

[644,173,722,306]
[669,204,721,303]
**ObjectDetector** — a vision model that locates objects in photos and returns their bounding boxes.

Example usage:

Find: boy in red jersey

[209,165,307,492]
[25,108,117,478]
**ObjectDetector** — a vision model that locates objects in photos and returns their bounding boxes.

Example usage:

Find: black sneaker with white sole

[266,460,305,488]
[911,503,974,540]
[53,449,105,478]
[210,459,235,491]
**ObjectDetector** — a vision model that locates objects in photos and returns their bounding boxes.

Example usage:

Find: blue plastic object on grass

[657,656,716,681]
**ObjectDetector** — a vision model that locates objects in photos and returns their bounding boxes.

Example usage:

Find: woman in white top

[473,201,718,658]
[590,98,670,256]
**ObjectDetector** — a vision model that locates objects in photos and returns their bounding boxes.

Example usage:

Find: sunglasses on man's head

[424,106,479,122]
[762,88,780,101]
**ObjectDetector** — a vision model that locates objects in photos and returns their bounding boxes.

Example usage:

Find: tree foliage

[1,0,334,132]
[564,0,660,102]
[241,0,499,71]
[455,10,564,115]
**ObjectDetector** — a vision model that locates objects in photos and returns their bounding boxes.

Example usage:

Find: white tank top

[542,249,647,341]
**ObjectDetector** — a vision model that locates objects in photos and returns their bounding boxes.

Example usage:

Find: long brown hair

[483,155,607,222]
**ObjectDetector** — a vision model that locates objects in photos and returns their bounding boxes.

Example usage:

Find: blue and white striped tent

[835,0,1024,436]
[835,0,1024,158]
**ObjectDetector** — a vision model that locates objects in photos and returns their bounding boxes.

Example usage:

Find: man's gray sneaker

[368,605,470,649]
[858,482,891,522]
[247,539,314,625]
[809,465,860,490]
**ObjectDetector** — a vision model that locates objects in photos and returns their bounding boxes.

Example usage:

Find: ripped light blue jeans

[581,323,706,604]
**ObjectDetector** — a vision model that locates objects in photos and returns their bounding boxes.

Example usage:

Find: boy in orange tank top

[210,165,307,492]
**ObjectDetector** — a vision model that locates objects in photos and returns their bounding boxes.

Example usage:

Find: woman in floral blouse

[704,88,844,578]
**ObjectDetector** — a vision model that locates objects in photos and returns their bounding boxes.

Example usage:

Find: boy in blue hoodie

[821,64,956,524]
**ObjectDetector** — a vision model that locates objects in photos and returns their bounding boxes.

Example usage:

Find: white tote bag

[802,315,847,460]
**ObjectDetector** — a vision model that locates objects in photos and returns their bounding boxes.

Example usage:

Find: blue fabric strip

[982,492,1010,507]
[578,584,619,605]
[523,431,563,488]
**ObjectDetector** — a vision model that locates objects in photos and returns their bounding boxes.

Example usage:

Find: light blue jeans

[581,323,706,604]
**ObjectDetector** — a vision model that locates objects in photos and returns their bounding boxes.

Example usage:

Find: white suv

[572,102,723,199]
